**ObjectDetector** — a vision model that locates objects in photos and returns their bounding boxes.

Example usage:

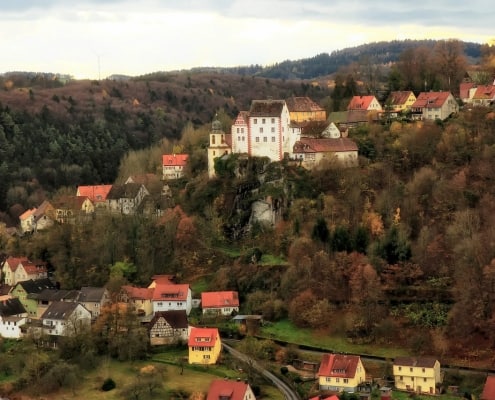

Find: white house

[41,301,91,337]
[0,298,27,339]
[152,283,192,315]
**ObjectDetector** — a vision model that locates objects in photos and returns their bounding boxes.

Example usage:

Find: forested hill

[187,39,482,80]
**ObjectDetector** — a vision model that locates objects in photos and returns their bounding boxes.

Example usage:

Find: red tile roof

[233,111,249,125]
[3,257,30,272]
[318,354,361,378]
[473,85,495,100]
[122,285,154,300]
[293,137,358,153]
[411,91,453,109]
[481,376,495,400]
[207,379,251,400]
[201,291,239,309]
[162,154,188,167]
[22,261,47,276]
[460,82,476,99]
[152,283,190,301]
[150,274,176,285]
[347,96,377,110]
[19,208,36,221]
[188,327,219,347]
[76,185,112,202]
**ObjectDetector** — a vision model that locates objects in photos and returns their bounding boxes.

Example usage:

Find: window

[253,118,257,124]
[255,137,260,142]
[271,127,275,133]
[237,136,240,141]
[272,137,276,142]
[236,128,240,133]
[211,135,216,145]
[241,128,244,133]
[400,376,403,381]
[336,378,340,383]
[262,118,266,123]
[326,377,331,382]
[422,368,425,373]
[410,368,413,372]
[259,127,263,133]
[263,137,267,142]
[271,118,275,123]
[398,367,402,371]
[424,378,427,382]
[203,355,210,359]
[344,379,348,383]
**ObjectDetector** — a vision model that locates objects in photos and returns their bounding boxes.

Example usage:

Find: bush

[101,378,116,391]
[280,366,289,375]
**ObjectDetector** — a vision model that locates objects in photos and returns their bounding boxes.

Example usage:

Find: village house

[348,95,383,112]
[40,301,91,337]
[393,357,441,394]
[32,200,55,232]
[119,285,155,318]
[152,283,192,315]
[385,91,417,113]
[77,286,110,320]
[19,208,36,234]
[201,291,239,316]
[148,310,189,346]
[286,96,327,123]
[318,353,367,392]
[1,256,48,286]
[292,137,358,169]
[0,298,27,339]
[52,195,94,224]
[207,117,232,178]
[76,184,113,208]
[410,91,459,121]
[9,278,57,318]
[206,379,256,400]
[471,85,495,107]
[34,288,80,319]
[105,182,150,215]
[162,154,189,180]
[188,327,222,365]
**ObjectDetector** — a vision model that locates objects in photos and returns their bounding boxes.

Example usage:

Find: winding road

[222,342,301,400]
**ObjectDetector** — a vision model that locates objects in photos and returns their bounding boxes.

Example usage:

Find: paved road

[222,343,301,400]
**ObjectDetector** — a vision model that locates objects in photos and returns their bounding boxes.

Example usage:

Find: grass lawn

[259,254,288,266]
[260,320,410,359]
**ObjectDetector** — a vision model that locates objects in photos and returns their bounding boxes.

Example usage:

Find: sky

[2,0,494,80]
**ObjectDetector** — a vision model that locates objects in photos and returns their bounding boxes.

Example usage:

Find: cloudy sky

[2,0,494,79]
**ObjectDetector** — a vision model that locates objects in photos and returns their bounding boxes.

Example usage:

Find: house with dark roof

[385,91,416,114]
[481,375,495,400]
[292,137,358,169]
[201,291,239,316]
[148,310,189,345]
[0,298,27,339]
[410,91,458,121]
[286,96,326,123]
[106,183,149,215]
[393,357,441,394]
[40,301,91,336]
[206,379,256,400]
[318,353,366,392]
[9,278,56,318]
[52,195,94,224]
[188,327,221,365]
[34,288,80,319]
[32,200,55,232]
[77,286,110,319]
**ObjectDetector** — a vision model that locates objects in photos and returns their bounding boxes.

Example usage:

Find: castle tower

[207,116,232,178]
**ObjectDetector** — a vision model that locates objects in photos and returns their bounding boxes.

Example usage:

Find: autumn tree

[433,40,467,94]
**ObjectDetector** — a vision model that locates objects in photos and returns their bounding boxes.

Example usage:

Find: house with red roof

[471,85,495,107]
[201,291,239,316]
[393,357,441,394]
[119,285,155,318]
[481,375,495,400]
[206,379,256,400]
[411,91,459,121]
[19,208,37,234]
[318,353,366,392]
[152,283,192,315]
[76,184,113,206]
[188,327,221,364]
[1,257,48,286]
[162,154,189,180]
[293,137,358,169]
[347,95,382,112]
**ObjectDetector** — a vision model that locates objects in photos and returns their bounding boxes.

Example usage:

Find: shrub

[101,378,116,391]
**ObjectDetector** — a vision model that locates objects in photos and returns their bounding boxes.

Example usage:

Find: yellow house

[386,91,417,113]
[393,357,441,394]
[318,354,366,392]
[286,96,326,123]
[188,327,221,365]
